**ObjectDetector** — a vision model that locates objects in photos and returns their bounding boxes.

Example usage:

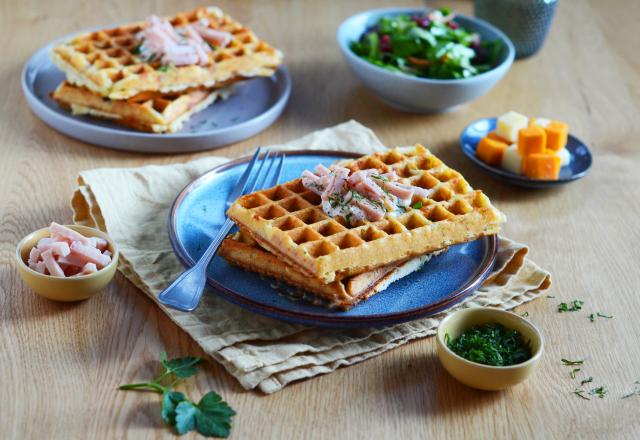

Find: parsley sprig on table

[119,353,236,437]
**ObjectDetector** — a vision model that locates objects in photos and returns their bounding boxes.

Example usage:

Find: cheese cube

[522,153,561,180]
[555,147,571,167]
[530,117,552,128]
[545,120,569,151]
[518,126,547,156]
[476,136,508,166]
[496,111,528,143]
[487,131,510,143]
[501,144,522,174]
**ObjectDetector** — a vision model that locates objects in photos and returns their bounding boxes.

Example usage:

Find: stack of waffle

[220,145,506,310]
[50,6,282,133]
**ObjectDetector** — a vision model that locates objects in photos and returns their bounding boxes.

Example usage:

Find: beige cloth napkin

[71,121,551,394]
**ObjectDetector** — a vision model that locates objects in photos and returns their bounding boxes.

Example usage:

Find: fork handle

[198,218,235,268]
[157,218,234,311]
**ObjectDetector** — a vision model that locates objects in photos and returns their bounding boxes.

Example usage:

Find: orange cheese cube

[487,131,510,144]
[476,136,509,166]
[517,126,547,156]
[545,121,569,151]
[522,153,561,180]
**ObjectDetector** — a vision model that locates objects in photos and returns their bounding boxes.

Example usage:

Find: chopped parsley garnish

[370,174,388,182]
[588,312,613,322]
[131,43,142,54]
[589,386,608,399]
[445,323,532,367]
[328,194,342,208]
[558,300,584,313]
[561,358,584,366]
[573,389,591,400]
[158,64,171,72]
[412,201,423,209]
[349,189,363,201]
[521,311,529,317]
[580,377,593,386]
[570,368,580,379]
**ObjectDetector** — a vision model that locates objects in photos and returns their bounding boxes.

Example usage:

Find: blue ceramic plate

[21,29,290,154]
[460,117,592,188]
[168,151,498,328]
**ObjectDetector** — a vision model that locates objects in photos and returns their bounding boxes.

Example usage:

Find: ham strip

[70,242,111,269]
[50,222,92,246]
[28,247,41,265]
[356,200,385,221]
[41,249,65,277]
[79,263,98,276]
[37,241,71,258]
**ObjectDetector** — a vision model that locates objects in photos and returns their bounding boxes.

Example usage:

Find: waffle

[51,6,282,99]
[51,81,232,133]
[227,145,506,283]
[219,231,446,309]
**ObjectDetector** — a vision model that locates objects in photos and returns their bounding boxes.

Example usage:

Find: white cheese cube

[556,147,571,167]
[496,111,528,143]
[501,144,522,175]
[531,117,551,128]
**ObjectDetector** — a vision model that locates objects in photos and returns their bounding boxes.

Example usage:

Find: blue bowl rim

[459,117,593,185]
[336,6,516,85]
[167,150,499,327]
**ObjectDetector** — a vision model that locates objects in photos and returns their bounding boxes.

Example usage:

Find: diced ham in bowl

[26,223,113,277]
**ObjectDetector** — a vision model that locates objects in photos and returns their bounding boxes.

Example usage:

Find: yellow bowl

[436,307,543,390]
[15,225,119,302]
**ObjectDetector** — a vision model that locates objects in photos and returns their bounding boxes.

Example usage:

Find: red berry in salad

[380,34,392,52]
[412,15,431,28]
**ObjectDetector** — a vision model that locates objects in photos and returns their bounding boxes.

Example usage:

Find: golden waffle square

[51,81,231,133]
[219,232,446,310]
[51,6,282,99]
[227,145,506,283]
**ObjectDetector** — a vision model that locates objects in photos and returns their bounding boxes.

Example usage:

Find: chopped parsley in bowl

[350,8,503,80]
[445,323,532,367]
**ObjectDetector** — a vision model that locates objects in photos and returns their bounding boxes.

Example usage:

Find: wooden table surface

[2,0,639,438]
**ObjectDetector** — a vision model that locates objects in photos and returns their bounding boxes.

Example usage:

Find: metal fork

[158,148,286,312]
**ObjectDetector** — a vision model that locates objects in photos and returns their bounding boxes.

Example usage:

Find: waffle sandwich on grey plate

[49,6,283,133]
[220,145,506,310]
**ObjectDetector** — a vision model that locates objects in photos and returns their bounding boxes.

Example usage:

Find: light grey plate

[21,35,291,154]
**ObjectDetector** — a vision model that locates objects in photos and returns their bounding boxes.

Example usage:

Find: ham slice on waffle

[219,231,446,310]
[51,81,232,133]
[51,6,282,99]
[227,145,506,284]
